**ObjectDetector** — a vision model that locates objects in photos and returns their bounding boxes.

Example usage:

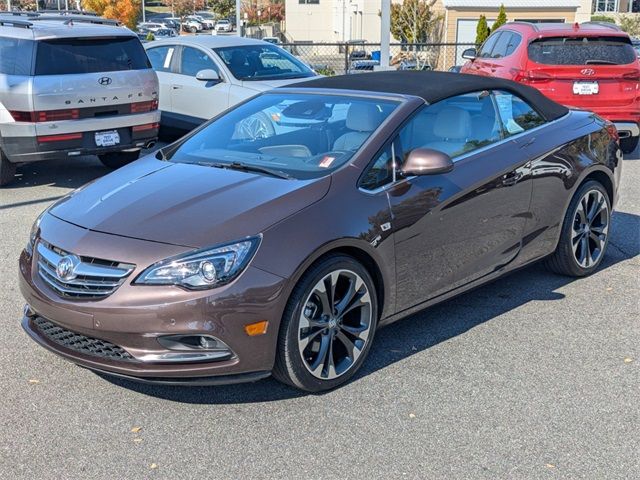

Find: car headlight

[135,236,261,290]
[25,210,47,257]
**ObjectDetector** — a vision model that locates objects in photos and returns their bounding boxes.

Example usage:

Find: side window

[147,46,174,73]
[0,37,34,75]
[479,32,501,58]
[402,93,503,159]
[493,91,546,136]
[180,47,218,77]
[505,32,522,56]
[360,143,397,191]
[491,32,513,58]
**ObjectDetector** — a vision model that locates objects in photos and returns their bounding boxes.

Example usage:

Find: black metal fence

[280,42,476,75]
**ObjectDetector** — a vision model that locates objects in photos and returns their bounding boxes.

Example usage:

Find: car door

[170,45,231,126]
[465,31,502,76]
[384,91,534,310]
[487,31,523,79]
[145,44,177,116]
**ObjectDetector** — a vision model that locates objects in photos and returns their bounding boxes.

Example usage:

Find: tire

[189,26,197,33]
[98,150,140,169]
[620,136,638,155]
[273,255,379,392]
[0,148,17,187]
[545,180,611,277]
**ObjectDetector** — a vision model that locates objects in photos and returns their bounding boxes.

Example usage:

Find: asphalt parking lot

[1,145,638,479]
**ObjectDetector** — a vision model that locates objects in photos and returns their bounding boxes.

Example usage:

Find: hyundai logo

[56,255,80,281]
[580,68,596,76]
[98,76,113,86]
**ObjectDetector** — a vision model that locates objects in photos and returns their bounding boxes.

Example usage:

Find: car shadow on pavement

[6,156,110,191]
[100,210,640,404]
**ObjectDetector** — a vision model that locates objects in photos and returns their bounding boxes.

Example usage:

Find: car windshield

[164,93,399,180]
[214,44,315,81]
[528,36,637,65]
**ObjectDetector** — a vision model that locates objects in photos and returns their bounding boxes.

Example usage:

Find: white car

[145,36,319,134]
[187,15,214,30]
[215,19,233,32]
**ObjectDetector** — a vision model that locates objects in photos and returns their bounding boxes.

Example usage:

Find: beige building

[285,0,593,46]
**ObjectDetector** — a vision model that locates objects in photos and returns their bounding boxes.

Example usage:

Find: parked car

[262,36,281,45]
[632,38,640,57]
[144,36,318,133]
[19,71,621,391]
[152,28,177,39]
[448,65,462,73]
[0,13,159,186]
[187,15,214,30]
[215,19,232,32]
[136,22,166,33]
[166,16,202,33]
[460,21,640,153]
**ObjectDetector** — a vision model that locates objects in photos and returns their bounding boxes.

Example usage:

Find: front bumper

[18,215,288,383]
[613,121,640,139]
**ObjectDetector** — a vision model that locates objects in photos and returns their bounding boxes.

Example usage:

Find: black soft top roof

[292,71,569,121]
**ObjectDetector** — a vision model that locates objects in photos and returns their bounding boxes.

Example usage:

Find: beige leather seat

[333,103,384,151]
[424,107,471,156]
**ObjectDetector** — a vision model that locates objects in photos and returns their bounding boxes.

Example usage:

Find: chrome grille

[36,240,134,300]
[33,317,135,362]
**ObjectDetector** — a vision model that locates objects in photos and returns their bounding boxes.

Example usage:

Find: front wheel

[98,150,140,169]
[620,136,638,155]
[545,180,611,277]
[273,255,378,392]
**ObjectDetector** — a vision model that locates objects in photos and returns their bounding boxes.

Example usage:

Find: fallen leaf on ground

[131,426,142,433]
[28,379,40,384]
[624,358,633,363]
[545,464,555,469]
[150,463,158,469]
[133,438,143,443]
[408,413,416,418]
[606,287,613,292]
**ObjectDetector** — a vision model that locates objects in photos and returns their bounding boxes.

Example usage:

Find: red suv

[461,22,640,153]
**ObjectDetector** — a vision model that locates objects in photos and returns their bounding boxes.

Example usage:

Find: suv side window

[493,90,546,136]
[147,45,175,72]
[479,32,501,58]
[0,37,34,75]
[505,32,522,56]
[180,47,218,77]
[491,32,512,58]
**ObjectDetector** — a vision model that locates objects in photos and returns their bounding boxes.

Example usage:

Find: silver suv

[0,14,160,186]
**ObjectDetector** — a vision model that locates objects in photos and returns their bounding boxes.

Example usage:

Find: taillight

[10,109,79,122]
[36,133,83,143]
[510,69,554,84]
[604,121,619,143]
[131,100,158,113]
[622,71,640,81]
[132,122,159,132]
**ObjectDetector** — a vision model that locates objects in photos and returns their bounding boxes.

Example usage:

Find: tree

[619,14,640,37]
[81,0,141,29]
[475,15,490,47]
[390,0,443,44]
[162,0,205,21]
[491,3,507,32]
[242,1,284,25]
[210,0,235,19]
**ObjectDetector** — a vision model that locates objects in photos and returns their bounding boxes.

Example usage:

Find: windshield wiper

[585,59,617,65]
[210,161,292,179]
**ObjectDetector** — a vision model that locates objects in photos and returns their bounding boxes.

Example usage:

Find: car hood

[49,155,331,248]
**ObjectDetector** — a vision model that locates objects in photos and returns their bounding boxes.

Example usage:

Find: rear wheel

[620,136,638,155]
[98,150,140,169]
[0,148,17,187]
[273,255,378,392]
[545,180,611,277]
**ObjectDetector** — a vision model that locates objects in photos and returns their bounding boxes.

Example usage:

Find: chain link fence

[281,42,476,75]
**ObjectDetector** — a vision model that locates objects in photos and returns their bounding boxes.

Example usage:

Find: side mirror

[196,69,221,82]
[401,148,454,176]
[461,48,477,60]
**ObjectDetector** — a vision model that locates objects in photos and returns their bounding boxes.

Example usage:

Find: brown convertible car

[19,71,622,392]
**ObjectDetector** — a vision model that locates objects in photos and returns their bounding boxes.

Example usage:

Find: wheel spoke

[587,194,604,223]
[299,328,325,351]
[309,334,330,375]
[589,231,603,252]
[335,330,358,361]
[340,322,368,340]
[577,197,588,225]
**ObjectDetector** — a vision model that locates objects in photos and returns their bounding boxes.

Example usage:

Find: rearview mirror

[401,148,453,176]
[461,48,477,60]
[196,69,221,82]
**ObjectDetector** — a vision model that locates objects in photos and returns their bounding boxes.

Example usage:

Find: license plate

[95,130,120,147]
[573,81,599,95]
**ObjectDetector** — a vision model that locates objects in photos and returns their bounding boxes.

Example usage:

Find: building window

[594,0,618,12]
[299,0,320,4]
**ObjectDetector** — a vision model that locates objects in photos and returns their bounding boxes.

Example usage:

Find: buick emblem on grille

[56,255,80,281]
[580,68,596,76]
[98,76,113,86]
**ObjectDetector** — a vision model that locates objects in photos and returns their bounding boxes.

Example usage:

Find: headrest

[346,103,383,132]
[433,107,471,140]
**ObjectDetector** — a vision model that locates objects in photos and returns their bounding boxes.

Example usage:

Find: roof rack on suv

[0,11,39,18]
[581,21,622,31]
[32,14,121,26]
[38,9,99,16]
[507,21,540,32]
[0,16,33,28]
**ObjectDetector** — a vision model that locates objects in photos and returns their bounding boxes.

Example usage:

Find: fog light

[244,320,269,336]
[199,336,218,349]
